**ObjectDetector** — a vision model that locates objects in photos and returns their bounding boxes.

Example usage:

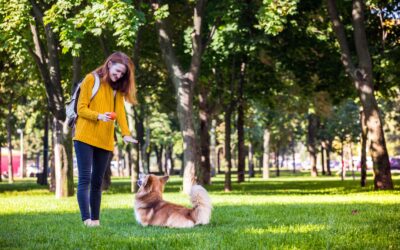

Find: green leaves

[256,0,299,35]
[153,4,169,21]
[44,0,145,56]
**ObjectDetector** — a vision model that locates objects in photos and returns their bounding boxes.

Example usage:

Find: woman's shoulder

[81,73,96,88]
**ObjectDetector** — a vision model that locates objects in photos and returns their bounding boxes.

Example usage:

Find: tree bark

[275,150,280,177]
[237,62,246,183]
[198,84,211,184]
[291,137,296,173]
[102,158,112,191]
[164,145,172,176]
[53,119,74,198]
[321,144,326,175]
[224,105,232,191]
[151,0,206,194]
[155,145,164,174]
[340,138,346,181]
[307,114,318,177]
[39,112,49,185]
[210,119,217,177]
[263,129,270,179]
[360,109,368,187]
[326,0,393,189]
[248,143,254,178]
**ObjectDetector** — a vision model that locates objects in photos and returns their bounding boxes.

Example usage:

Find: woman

[74,51,137,227]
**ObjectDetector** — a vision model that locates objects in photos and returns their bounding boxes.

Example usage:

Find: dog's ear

[142,175,152,192]
[160,175,169,184]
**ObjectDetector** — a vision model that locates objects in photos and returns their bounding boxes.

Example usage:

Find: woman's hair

[95,51,137,105]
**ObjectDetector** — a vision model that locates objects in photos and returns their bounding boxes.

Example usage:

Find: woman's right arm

[77,74,100,121]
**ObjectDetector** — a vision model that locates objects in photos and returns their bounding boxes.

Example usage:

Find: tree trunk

[321,144,326,175]
[151,0,206,194]
[237,62,246,183]
[327,0,392,189]
[164,145,172,176]
[29,1,74,197]
[6,102,14,183]
[263,129,270,179]
[49,124,55,192]
[198,84,211,184]
[360,109,368,187]
[326,139,332,176]
[291,138,296,173]
[210,119,217,177]
[349,142,355,180]
[307,114,318,177]
[39,112,49,185]
[217,147,223,174]
[340,139,346,181]
[224,105,232,191]
[132,142,140,193]
[53,119,74,198]
[248,143,254,178]
[155,145,164,174]
[275,150,280,177]
[141,118,150,174]
[102,157,112,191]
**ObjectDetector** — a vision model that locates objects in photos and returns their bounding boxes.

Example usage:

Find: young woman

[73,51,137,227]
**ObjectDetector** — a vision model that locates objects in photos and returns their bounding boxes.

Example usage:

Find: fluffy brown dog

[134,174,212,228]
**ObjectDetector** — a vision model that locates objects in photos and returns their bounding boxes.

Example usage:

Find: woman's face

[108,62,127,82]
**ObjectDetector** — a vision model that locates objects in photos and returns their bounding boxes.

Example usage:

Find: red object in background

[0,151,21,177]
[109,112,117,120]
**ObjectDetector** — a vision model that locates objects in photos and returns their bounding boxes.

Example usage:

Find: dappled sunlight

[244,224,326,235]
[1,177,400,249]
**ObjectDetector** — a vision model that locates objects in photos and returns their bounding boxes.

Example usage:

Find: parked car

[27,164,40,177]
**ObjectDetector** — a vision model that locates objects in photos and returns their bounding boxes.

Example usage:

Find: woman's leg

[90,147,112,221]
[74,141,94,221]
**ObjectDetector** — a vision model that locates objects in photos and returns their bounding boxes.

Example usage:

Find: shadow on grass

[1,202,399,249]
[105,178,400,196]
[1,174,400,196]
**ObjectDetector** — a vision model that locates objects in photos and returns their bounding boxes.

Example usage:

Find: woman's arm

[77,74,100,121]
[115,92,131,137]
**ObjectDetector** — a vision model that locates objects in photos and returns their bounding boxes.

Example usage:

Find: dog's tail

[190,185,212,225]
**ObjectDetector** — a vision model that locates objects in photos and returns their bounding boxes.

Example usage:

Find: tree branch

[203,16,220,53]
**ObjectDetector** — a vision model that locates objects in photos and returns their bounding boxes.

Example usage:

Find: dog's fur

[134,174,212,228]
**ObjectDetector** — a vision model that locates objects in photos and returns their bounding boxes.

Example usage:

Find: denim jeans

[74,141,112,221]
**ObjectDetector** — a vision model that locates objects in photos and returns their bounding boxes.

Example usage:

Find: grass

[1,172,400,250]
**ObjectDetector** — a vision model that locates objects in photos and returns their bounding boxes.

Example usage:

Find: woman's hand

[123,135,138,144]
[98,113,112,122]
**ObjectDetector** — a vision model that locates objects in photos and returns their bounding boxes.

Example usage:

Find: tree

[326,0,393,189]
[149,0,210,194]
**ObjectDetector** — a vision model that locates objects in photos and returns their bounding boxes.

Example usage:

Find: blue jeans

[74,141,112,221]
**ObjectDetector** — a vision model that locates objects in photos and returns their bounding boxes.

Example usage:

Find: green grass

[1,173,400,250]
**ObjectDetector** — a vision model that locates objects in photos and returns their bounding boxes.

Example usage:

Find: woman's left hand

[123,135,138,144]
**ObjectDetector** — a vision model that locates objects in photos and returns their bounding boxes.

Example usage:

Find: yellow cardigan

[73,73,131,151]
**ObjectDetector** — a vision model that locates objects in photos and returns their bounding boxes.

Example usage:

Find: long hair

[95,51,137,105]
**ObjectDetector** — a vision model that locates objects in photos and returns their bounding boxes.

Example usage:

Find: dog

[134,174,212,228]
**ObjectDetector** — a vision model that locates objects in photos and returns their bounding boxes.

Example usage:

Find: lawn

[1,172,400,250]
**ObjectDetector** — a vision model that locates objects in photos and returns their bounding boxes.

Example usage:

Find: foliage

[44,0,146,56]
[256,0,299,35]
